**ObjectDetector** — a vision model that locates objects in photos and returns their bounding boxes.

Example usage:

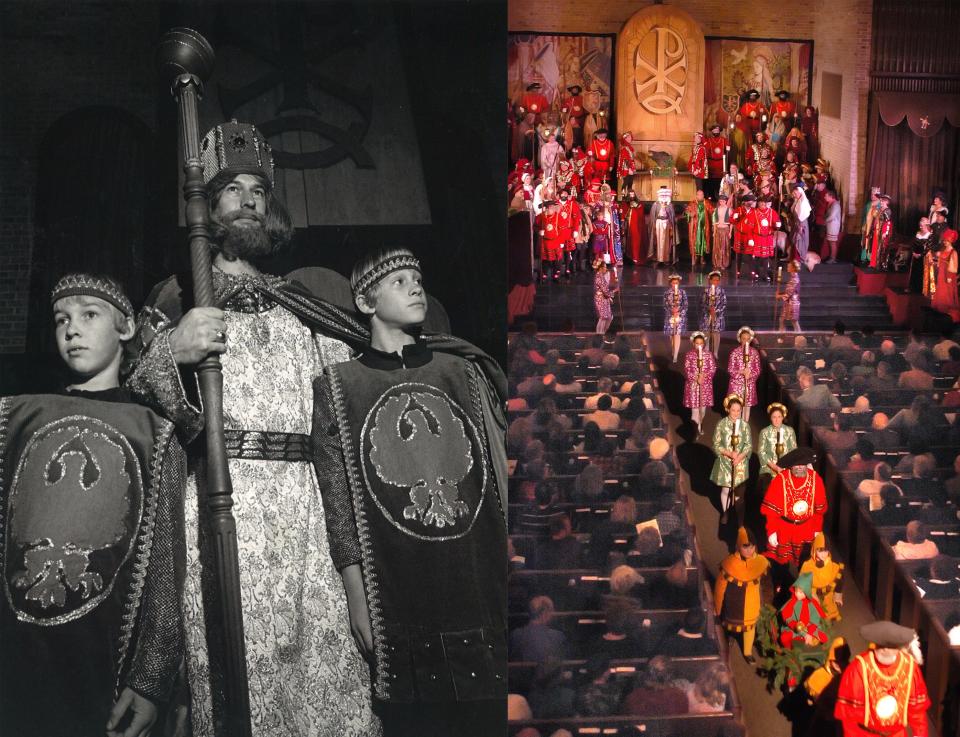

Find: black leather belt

[224,430,311,462]
[780,515,811,525]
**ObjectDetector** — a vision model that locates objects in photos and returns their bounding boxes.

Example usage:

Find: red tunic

[688,141,707,179]
[704,135,729,178]
[746,143,774,178]
[732,206,756,255]
[769,100,796,123]
[835,651,929,737]
[589,138,614,179]
[738,100,766,134]
[560,94,586,123]
[619,201,646,264]
[537,210,566,261]
[558,199,581,250]
[519,91,549,119]
[761,469,826,566]
[750,205,782,258]
[618,144,637,177]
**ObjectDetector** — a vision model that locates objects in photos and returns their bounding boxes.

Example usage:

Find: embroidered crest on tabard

[361,383,486,541]
[4,417,143,625]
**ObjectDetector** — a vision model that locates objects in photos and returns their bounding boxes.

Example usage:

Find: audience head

[641,459,670,488]
[575,463,604,499]
[545,348,561,366]
[877,361,891,379]
[861,350,876,366]
[878,483,901,509]
[549,513,572,540]
[604,599,634,636]
[610,564,644,595]
[633,527,662,557]
[535,480,557,507]
[649,436,670,461]
[529,595,555,623]
[872,412,889,431]
[642,655,675,689]
[601,353,620,373]
[597,376,613,394]
[589,335,603,349]
[913,453,936,480]
[905,520,928,545]
[536,397,558,422]
[949,346,960,362]
[557,365,576,385]
[881,340,896,356]
[836,413,852,432]
[597,394,613,411]
[853,395,871,413]
[583,421,603,451]
[693,663,730,710]
[610,495,638,525]
[855,437,876,460]
[834,321,846,335]
[796,366,814,389]
[874,462,893,482]
[794,335,808,349]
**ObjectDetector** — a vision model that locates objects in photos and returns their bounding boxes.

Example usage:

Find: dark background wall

[0,0,506,392]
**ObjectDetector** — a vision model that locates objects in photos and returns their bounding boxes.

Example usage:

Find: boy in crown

[1,273,185,737]
[311,248,507,737]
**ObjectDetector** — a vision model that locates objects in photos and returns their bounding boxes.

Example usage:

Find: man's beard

[214,211,273,262]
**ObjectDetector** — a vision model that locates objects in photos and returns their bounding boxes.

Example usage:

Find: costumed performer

[757,402,797,499]
[727,326,761,423]
[663,273,688,362]
[700,270,726,356]
[799,532,844,623]
[683,331,717,437]
[711,394,751,526]
[714,527,770,663]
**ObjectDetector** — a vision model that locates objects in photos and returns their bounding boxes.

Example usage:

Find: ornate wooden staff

[156,28,252,736]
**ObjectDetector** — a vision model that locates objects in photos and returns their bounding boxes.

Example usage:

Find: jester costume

[799,533,844,622]
[312,337,507,732]
[0,392,185,737]
[761,462,827,566]
[778,572,829,648]
[714,527,770,657]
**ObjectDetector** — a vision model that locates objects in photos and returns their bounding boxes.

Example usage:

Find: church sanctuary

[506,1,960,736]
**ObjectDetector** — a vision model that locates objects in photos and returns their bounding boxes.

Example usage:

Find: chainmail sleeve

[124,434,187,701]
[311,374,362,572]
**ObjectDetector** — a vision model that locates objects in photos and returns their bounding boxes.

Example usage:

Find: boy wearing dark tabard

[0,274,185,737]
[311,248,507,737]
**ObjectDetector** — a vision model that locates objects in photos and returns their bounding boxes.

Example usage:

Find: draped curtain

[865,102,960,236]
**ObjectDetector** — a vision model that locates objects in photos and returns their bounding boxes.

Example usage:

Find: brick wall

[509,0,871,229]
[0,2,160,353]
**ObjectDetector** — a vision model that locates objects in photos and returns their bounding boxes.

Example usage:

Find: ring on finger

[215,330,226,342]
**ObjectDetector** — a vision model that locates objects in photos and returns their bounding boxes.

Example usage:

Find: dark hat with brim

[567,85,582,94]
[860,621,915,648]
[595,128,608,135]
[742,193,757,202]
[776,90,790,99]
[878,193,892,202]
[526,83,541,91]
[779,447,816,468]
[747,89,760,98]
[710,124,722,133]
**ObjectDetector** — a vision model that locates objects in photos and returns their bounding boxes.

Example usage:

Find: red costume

[519,90,549,122]
[750,204,782,258]
[619,198,646,264]
[560,93,586,125]
[746,138,774,178]
[537,208,566,262]
[769,99,796,125]
[705,133,730,178]
[558,197,582,253]
[761,468,826,566]
[589,135,614,182]
[583,178,603,207]
[778,574,829,649]
[835,651,929,737]
[732,204,757,255]
[738,93,766,135]
[688,135,708,179]
[617,135,637,178]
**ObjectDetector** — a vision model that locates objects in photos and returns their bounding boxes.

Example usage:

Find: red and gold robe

[835,651,928,737]
[761,469,827,566]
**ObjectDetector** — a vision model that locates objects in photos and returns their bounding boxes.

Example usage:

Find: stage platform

[522,262,897,332]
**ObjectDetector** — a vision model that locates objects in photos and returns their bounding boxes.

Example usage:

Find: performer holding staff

[684,331,717,436]
[663,273,688,362]
[757,402,797,498]
[593,256,618,334]
[712,394,751,526]
[727,326,761,422]
[700,270,726,356]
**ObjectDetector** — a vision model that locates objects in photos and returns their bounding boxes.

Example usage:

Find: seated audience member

[584,394,621,431]
[582,335,607,366]
[683,662,731,714]
[892,520,940,560]
[913,556,960,599]
[859,324,879,350]
[817,413,858,466]
[910,453,948,506]
[888,395,943,447]
[510,595,568,663]
[632,459,671,499]
[554,365,583,395]
[585,377,622,409]
[856,462,896,509]
[532,398,571,433]
[880,339,909,373]
[544,348,564,373]
[599,353,621,375]
[592,599,647,659]
[828,321,857,351]
[575,654,623,717]
[518,439,547,477]
[516,363,550,403]
[648,436,673,469]
[545,420,574,468]
[870,484,911,526]
[851,395,872,414]
[528,659,576,719]
[866,361,896,392]
[591,495,639,567]
[518,481,563,537]
[627,527,674,567]
[933,327,959,361]
[608,564,645,601]
[795,366,841,410]
[847,438,880,474]
[866,413,899,451]
[507,380,529,411]
[657,607,715,657]
[508,411,534,456]
[576,422,614,454]
[903,329,927,367]
[850,351,876,380]
[945,454,960,504]
[573,463,605,503]
[898,355,935,390]
[537,514,582,570]
[893,440,934,474]
[829,362,852,394]
[612,335,634,361]
[621,656,689,716]
[941,345,960,377]
[624,414,655,451]
[655,493,683,538]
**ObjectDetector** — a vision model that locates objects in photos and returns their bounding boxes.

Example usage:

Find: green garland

[755,604,831,693]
